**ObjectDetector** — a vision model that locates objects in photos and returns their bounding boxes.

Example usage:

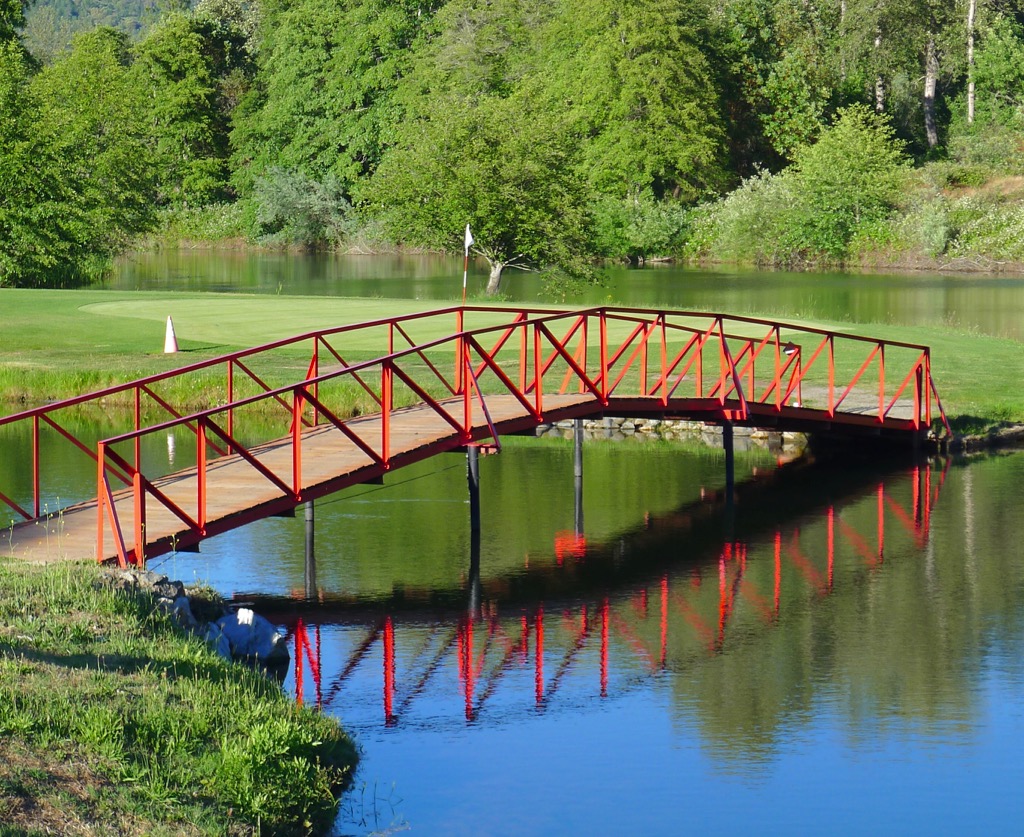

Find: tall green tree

[0,42,85,286]
[0,0,26,42]
[32,28,157,250]
[368,93,591,294]
[366,0,598,291]
[132,12,229,206]
[784,104,909,258]
[544,0,728,202]
[840,0,962,150]
[232,0,430,197]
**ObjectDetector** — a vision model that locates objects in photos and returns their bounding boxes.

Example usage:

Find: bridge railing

[460,307,949,432]
[0,306,950,564]
[1,306,480,523]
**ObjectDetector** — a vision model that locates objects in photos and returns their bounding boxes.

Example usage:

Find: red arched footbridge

[0,306,950,566]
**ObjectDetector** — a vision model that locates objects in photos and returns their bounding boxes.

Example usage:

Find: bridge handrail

[2,307,950,542]
[0,306,937,432]
[91,310,758,564]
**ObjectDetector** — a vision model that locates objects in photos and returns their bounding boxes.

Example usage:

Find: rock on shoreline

[95,568,290,673]
[536,417,808,456]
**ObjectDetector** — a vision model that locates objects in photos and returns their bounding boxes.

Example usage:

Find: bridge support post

[574,419,585,536]
[468,525,481,618]
[467,445,482,618]
[722,422,737,538]
[467,446,481,536]
[723,421,735,502]
[304,500,317,598]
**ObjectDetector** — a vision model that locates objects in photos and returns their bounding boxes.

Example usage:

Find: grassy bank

[0,559,356,836]
[1,287,1022,432]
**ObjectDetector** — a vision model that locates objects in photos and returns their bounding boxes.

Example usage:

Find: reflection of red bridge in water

[1,306,950,566]
[282,461,947,723]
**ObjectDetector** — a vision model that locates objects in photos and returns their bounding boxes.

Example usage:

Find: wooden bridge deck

[6,389,918,566]
[6,394,588,564]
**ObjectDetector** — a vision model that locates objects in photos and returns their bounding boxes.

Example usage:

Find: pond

[106,249,1024,340]
[16,252,1024,832]
[152,437,1023,836]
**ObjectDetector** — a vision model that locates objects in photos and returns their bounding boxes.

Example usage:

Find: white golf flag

[464,224,474,255]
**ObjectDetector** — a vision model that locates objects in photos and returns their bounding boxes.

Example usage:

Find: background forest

[4,0,1024,289]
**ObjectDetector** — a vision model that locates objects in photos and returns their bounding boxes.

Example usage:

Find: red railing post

[774,328,783,409]
[580,316,590,395]
[381,360,392,463]
[133,469,145,566]
[455,309,465,395]
[96,443,105,562]
[696,330,704,397]
[746,340,755,397]
[519,316,527,394]
[197,416,207,533]
[878,343,886,420]
[462,338,472,438]
[134,386,141,474]
[915,359,924,429]
[310,338,320,427]
[599,311,608,400]
[828,335,835,416]
[32,414,39,519]
[717,318,732,404]
[293,388,303,497]
[640,324,649,396]
[533,324,543,415]
[227,359,235,437]
[924,351,932,427]
[660,315,668,405]
[797,349,804,406]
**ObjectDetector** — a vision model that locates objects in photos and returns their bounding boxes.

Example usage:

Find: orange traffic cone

[164,316,179,353]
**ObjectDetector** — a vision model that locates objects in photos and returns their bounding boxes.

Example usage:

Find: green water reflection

[108,249,1024,340]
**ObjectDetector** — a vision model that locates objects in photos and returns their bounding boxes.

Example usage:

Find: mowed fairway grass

[1,287,1023,431]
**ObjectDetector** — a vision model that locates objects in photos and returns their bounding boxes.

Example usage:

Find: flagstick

[462,223,474,306]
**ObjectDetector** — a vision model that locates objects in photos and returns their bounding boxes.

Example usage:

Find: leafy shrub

[783,104,909,258]
[684,167,797,264]
[253,168,356,248]
[686,106,909,265]
[948,200,1024,261]
[158,202,250,242]
[592,194,692,262]
[945,120,1024,175]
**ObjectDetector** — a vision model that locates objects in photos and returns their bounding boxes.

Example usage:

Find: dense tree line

[5,0,1024,288]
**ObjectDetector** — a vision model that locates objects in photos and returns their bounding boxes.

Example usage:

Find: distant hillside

[23,0,169,61]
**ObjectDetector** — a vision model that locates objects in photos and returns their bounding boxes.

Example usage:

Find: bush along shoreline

[0,559,357,836]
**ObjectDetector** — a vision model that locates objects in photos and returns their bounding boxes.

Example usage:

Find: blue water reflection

[156,442,1024,835]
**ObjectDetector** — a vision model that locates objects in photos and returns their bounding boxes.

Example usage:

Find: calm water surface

[106,249,1024,340]
[135,439,1022,836]
[20,253,1024,832]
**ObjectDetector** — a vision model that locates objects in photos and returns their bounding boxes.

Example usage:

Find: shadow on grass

[0,642,252,687]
